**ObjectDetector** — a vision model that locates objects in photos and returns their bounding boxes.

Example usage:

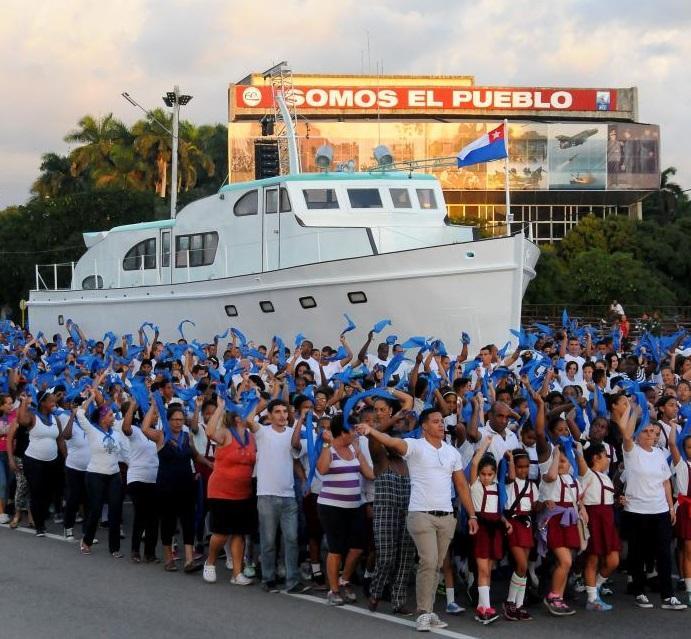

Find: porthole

[348,291,367,304]
[224,304,238,317]
[259,301,275,313]
[299,296,317,309]
[465,251,476,259]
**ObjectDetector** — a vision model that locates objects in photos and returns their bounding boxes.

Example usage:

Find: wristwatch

[323,443,331,449]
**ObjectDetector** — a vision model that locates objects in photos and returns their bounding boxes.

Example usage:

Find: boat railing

[34,262,76,291]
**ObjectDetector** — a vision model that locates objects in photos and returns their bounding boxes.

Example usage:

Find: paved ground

[1,522,688,639]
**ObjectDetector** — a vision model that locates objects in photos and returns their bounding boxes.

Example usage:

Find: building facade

[227,73,660,243]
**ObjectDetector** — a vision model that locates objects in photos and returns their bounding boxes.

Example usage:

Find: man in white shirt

[466,400,519,460]
[294,339,323,385]
[247,399,310,594]
[357,330,392,370]
[358,409,478,632]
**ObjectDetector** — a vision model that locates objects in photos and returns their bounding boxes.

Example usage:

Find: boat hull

[28,233,539,351]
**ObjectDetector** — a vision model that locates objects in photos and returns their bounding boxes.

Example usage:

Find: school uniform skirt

[507,514,535,549]
[585,504,621,555]
[473,514,505,560]
[675,499,691,541]
[546,506,580,551]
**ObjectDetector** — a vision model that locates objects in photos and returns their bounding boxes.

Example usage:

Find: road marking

[0,523,72,542]
[286,593,481,639]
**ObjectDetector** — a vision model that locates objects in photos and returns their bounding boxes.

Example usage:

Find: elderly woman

[614,396,687,610]
[316,414,374,606]
[142,402,212,572]
[17,391,62,537]
[76,391,124,557]
[202,399,257,585]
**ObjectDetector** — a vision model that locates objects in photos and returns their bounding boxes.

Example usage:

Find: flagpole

[503,118,511,237]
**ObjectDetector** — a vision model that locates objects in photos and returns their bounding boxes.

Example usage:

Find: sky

[1,0,690,209]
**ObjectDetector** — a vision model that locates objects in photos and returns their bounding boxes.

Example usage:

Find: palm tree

[644,166,690,221]
[64,113,132,178]
[90,145,149,191]
[31,152,87,198]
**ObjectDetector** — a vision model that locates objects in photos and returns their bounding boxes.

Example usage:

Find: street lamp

[121,86,193,219]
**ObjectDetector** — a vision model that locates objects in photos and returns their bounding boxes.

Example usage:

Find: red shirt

[207,432,257,500]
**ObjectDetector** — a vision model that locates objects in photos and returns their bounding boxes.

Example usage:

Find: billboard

[487,123,549,190]
[232,85,618,114]
[607,123,660,189]
[548,123,607,190]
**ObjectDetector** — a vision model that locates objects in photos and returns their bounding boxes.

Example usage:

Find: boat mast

[263,62,301,175]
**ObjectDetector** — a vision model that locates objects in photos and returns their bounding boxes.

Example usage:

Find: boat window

[416,188,437,210]
[259,301,275,313]
[348,188,382,209]
[279,187,291,212]
[390,188,412,208]
[81,275,103,290]
[303,188,339,209]
[234,190,258,216]
[224,304,238,317]
[265,189,278,214]
[161,230,171,267]
[123,238,156,271]
[299,296,317,309]
[175,232,219,267]
[348,291,367,304]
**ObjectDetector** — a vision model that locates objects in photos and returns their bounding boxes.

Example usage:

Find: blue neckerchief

[341,314,356,336]
[90,419,118,453]
[177,320,195,342]
[229,426,250,448]
[497,458,508,512]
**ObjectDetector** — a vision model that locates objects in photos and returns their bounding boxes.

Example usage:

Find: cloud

[1,0,689,208]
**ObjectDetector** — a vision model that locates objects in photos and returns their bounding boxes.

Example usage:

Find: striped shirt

[317,446,363,508]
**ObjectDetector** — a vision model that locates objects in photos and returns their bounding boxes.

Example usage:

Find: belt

[423,510,452,517]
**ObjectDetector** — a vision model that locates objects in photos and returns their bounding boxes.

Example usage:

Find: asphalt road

[1,523,687,639]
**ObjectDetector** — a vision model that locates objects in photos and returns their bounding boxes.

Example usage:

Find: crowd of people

[0,311,689,631]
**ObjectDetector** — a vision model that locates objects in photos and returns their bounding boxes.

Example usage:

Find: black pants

[157,482,195,546]
[52,455,65,516]
[23,456,58,532]
[83,471,123,553]
[623,510,673,600]
[129,481,158,557]
[63,467,87,530]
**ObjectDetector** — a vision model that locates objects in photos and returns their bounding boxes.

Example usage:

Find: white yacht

[28,169,539,350]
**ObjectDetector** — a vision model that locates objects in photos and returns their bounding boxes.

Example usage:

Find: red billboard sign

[233,85,617,112]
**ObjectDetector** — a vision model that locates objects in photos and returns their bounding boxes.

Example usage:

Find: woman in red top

[202,398,257,586]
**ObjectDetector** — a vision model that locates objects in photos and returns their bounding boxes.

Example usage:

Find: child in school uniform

[669,433,691,605]
[503,447,537,621]
[577,443,621,611]
[537,443,587,616]
[470,436,512,625]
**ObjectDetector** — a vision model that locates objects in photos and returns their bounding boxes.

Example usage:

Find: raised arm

[204,399,228,446]
[543,445,560,483]
[465,392,483,443]
[357,330,374,365]
[668,428,681,466]
[141,403,164,448]
[470,435,492,483]
[338,335,353,367]
[121,400,138,437]
[614,400,635,452]
[356,423,408,457]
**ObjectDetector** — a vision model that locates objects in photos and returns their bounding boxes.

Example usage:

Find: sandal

[80,542,92,555]
[164,560,178,572]
[184,560,202,573]
[9,516,20,529]
[131,552,142,563]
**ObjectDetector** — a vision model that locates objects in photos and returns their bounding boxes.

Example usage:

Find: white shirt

[403,437,463,512]
[358,435,375,503]
[76,409,120,475]
[477,424,520,462]
[471,478,499,514]
[25,414,59,462]
[254,425,297,498]
[564,354,586,381]
[126,426,159,484]
[65,421,91,472]
[622,445,672,514]
[674,459,690,497]
[580,468,615,506]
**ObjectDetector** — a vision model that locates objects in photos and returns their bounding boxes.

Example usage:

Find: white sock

[507,572,521,603]
[515,576,527,608]
[685,578,691,594]
[446,587,455,605]
[478,585,491,609]
[364,569,374,579]
[596,573,607,588]
[311,562,322,575]
[586,586,598,603]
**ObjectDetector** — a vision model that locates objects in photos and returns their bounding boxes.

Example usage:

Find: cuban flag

[456,123,508,168]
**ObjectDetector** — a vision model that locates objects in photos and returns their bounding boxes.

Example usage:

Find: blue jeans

[257,495,299,588]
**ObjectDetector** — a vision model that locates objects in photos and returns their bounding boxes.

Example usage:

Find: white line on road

[286,593,481,639]
[1,523,72,542]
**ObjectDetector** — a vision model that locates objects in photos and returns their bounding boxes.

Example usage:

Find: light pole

[121,86,192,219]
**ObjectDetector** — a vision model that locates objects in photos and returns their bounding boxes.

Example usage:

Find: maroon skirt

[507,514,535,549]
[675,500,691,541]
[546,507,580,550]
[473,514,505,560]
[585,504,621,555]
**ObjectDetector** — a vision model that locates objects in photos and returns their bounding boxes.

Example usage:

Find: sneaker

[112,551,124,559]
[429,613,448,629]
[474,607,499,624]
[0,513,10,524]
[502,600,521,621]
[446,601,465,615]
[340,582,357,603]
[75,514,84,524]
[327,590,345,606]
[600,582,614,596]
[203,563,217,583]
[243,562,256,578]
[415,613,432,632]
[586,598,613,611]
[263,580,280,593]
[661,596,687,611]
[53,513,64,525]
[64,528,74,541]
[225,557,234,571]
[635,594,654,608]
[544,595,575,616]
[574,576,586,593]
[35,529,46,537]
[231,573,253,586]
[285,581,312,594]
[516,606,533,621]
